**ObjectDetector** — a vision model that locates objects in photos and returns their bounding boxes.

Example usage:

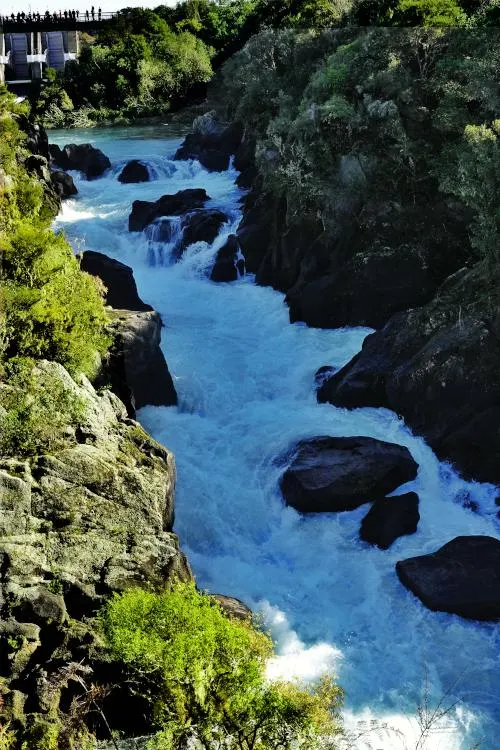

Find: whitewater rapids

[51,125,500,750]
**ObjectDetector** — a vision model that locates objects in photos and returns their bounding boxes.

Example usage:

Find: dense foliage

[31,0,496,128]
[0,84,109,456]
[102,583,344,749]
[215,25,500,285]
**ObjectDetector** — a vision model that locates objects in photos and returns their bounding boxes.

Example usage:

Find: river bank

[49,123,500,750]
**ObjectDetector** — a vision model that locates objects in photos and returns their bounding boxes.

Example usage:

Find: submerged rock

[49,142,111,180]
[314,365,337,388]
[280,436,418,513]
[129,188,210,232]
[360,492,420,549]
[118,159,150,184]
[396,536,500,620]
[81,251,152,312]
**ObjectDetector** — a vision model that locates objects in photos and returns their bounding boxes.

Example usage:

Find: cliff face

[191,27,500,487]
[0,361,190,735]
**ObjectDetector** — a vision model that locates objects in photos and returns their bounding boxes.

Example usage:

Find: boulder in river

[360,491,420,549]
[81,251,152,312]
[280,436,418,513]
[129,188,210,232]
[179,209,228,254]
[210,234,243,282]
[174,112,243,172]
[396,536,500,620]
[50,169,78,199]
[118,159,150,184]
[49,142,111,180]
[314,365,337,388]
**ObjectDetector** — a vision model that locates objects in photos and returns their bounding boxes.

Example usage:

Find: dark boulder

[51,169,78,199]
[280,436,418,513]
[174,112,243,172]
[210,234,243,282]
[314,366,337,388]
[118,160,150,184]
[80,251,152,312]
[50,142,111,180]
[129,188,210,232]
[360,492,420,549]
[317,265,500,485]
[106,310,177,417]
[179,209,228,253]
[396,536,500,620]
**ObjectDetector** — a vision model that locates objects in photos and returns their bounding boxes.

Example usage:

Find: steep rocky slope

[0,361,190,739]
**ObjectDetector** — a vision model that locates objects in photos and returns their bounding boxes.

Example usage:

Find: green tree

[394,0,466,25]
[102,584,344,750]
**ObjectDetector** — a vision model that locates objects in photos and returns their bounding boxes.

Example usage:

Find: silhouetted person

[91,6,95,20]
[98,7,101,20]
[85,10,89,20]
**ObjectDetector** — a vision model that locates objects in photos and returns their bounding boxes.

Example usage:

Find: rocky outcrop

[129,188,210,232]
[211,595,252,622]
[360,492,420,549]
[49,142,111,180]
[179,209,228,253]
[396,536,500,620]
[118,160,150,184]
[210,234,244,282]
[0,361,190,733]
[236,190,276,273]
[317,265,500,485]
[106,310,178,417]
[287,246,434,329]
[174,112,243,172]
[280,436,418,513]
[80,251,152,312]
[80,252,177,419]
[235,174,470,329]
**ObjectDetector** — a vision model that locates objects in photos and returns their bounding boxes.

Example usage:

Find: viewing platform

[0,11,116,86]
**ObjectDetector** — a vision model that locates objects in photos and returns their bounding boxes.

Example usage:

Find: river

[51,125,500,750]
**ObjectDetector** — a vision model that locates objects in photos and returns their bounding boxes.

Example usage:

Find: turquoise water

[52,126,500,750]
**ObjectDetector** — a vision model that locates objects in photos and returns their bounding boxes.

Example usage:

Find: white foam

[52,124,500,750]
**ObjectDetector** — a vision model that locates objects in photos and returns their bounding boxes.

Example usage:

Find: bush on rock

[102,583,344,750]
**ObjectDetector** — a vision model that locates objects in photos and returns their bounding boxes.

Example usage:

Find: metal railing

[0,10,117,29]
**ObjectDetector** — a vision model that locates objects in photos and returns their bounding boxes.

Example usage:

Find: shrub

[102,584,344,750]
[0,358,86,457]
[1,221,110,376]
